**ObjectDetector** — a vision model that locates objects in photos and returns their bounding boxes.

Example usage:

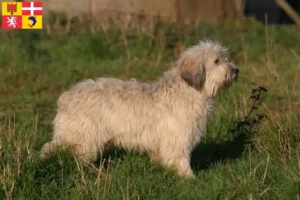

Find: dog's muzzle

[233,68,239,80]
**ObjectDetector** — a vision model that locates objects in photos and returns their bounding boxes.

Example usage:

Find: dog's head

[177,40,239,97]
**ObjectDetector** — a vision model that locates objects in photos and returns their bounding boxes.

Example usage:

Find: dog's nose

[233,68,239,75]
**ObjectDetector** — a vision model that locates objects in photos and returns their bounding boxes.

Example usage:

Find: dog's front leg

[175,155,195,178]
[159,150,195,179]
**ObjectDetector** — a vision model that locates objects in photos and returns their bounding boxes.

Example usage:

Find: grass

[0,17,300,199]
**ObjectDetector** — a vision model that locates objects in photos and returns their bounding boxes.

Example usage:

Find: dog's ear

[179,55,206,88]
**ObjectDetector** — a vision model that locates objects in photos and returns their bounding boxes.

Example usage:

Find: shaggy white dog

[40,40,239,178]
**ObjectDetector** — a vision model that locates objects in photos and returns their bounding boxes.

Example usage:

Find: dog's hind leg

[39,136,101,164]
[45,113,102,163]
[39,139,64,159]
[73,141,100,163]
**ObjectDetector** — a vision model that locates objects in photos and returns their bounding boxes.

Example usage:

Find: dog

[40,40,239,178]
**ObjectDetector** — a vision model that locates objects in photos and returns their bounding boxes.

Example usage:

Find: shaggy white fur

[40,40,239,178]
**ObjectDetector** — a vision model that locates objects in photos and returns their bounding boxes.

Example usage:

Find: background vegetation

[0,16,299,199]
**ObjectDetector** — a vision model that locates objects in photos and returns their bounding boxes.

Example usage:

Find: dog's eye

[214,59,219,65]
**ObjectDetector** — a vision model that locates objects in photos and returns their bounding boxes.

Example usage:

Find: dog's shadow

[191,87,266,171]
[97,133,250,173]
[191,134,249,171]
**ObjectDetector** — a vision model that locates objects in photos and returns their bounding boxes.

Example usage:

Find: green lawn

[0,18,299,199]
